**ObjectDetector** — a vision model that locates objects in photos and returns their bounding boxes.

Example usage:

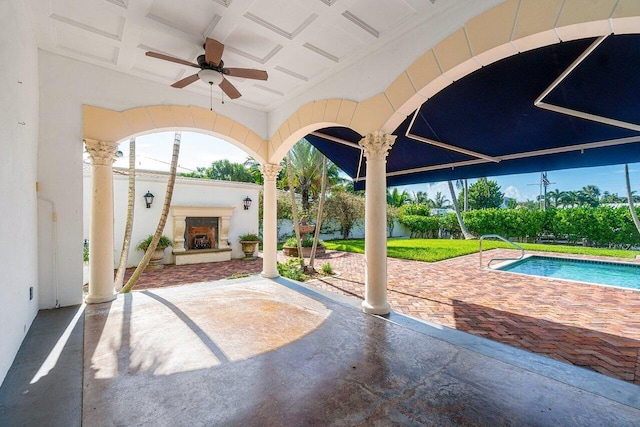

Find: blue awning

[306,35,640,190]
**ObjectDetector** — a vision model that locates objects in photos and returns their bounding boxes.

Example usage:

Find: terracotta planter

[240,240,259,259]
[282,245,325,258]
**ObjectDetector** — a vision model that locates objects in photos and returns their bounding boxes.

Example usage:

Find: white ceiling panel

[303,23,361,61]
[345,0,417,37]
[132,51,187,81]
[148,0,223,36]
[139,26,201,62]
[51,0,125,41]
[25,0,470,111]
[244,0,317,39]
[54,24,119,64]
[275,46,331,80]
[223,28,281,65]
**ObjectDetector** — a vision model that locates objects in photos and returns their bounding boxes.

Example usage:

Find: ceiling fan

[145,37,268,99]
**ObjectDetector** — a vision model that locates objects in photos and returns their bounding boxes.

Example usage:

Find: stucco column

[359,131,396,315]
[260,163,281,278]
[84,139,119,304]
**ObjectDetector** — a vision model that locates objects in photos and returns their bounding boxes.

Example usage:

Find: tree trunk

[463,179,468,212]
[286,153,304,268]
[448,180,475,239]
[121,132,181,293]
[114,138,136,291]
[309,157,327,270]
[625,164,640,235]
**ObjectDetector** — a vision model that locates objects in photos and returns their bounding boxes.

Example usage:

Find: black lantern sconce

[143,191,155,208]
[243,196,252,210]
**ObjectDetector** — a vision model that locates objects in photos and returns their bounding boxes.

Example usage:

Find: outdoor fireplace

[185,217,218,250]
[171,206,234,265]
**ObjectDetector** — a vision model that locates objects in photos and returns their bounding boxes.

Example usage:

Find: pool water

[498,256,640,290]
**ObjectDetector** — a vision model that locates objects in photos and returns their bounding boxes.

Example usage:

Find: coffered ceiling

[26,0,442,111]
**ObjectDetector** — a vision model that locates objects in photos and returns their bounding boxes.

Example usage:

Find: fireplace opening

[185,217,218,250]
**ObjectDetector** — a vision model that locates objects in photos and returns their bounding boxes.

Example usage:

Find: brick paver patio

[124,249,640,384]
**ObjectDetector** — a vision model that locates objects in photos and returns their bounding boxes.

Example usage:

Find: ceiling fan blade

[223,68,268,80]
[205,38,224,66]
[146,51,200,68]
[219,78,241,99]
[171,74,200,88]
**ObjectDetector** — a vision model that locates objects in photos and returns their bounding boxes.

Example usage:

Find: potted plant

[238,233,261,259]
[136,234,173,269]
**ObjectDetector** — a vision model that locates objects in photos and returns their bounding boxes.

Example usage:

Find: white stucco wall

[36,50,270,311]
[275,219,408,242]
[83,169,261,267]
[0,0,40,387]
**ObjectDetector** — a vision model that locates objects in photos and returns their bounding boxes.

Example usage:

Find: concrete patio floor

[2,275,640,426]
[118,248,640,385]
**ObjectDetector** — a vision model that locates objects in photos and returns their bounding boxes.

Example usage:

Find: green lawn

[323,238,640,263]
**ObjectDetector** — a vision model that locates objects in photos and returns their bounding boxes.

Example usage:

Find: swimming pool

[496,255,640,290]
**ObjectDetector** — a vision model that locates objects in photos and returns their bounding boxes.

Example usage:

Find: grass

[323,238,640,263]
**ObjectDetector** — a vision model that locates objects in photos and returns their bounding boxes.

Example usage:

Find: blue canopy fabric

[305,35,640,190]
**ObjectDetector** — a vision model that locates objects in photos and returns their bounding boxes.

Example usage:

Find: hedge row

[399,206,640,247]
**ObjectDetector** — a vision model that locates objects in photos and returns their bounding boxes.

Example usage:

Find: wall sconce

[243,196,252,210]
[143,191,154,208]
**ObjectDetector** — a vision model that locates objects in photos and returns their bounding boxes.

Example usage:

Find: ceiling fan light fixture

[198,69,223,86]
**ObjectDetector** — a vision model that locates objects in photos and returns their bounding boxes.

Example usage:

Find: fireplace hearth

[171,206,235,265]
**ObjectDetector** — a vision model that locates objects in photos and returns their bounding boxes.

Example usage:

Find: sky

[104,131,640,203]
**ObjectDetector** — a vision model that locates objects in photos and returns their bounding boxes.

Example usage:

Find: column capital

[260,163,282,181]
[84,139,120,166]
[359,131,396,160]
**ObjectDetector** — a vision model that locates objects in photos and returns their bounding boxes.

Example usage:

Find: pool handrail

[479,234,525,269]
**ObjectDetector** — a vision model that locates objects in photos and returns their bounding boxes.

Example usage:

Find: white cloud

[503,185,523,201]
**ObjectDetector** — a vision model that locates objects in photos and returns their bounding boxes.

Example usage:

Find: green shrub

[321,263,334,275]
[136,235,172,252]
[440,213,462,239]
[284,236,325,248]
[239,232,261,242]
[399,203,431,216]
[459,206,640,247]
[83,245,89,263]
[398,215,440,238]
[277,258,305,281]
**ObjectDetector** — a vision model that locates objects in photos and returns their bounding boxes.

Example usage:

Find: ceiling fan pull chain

[210,82,213,111]
[221,88,224,105]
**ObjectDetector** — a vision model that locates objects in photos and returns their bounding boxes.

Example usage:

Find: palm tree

[448,180,474,239]
[455,179,469,211]
[386,188,410,207]
[413,190,431,205]
[285,139,341,213]
[560,190,579,207]
[548,189,563,208]
[580,185,600,207]
[114,138,135,291]
[625,164,640,235]
[433,191,451,209]
[286,152,304,267]
[121,132,181,293]
[309,156,328,271]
